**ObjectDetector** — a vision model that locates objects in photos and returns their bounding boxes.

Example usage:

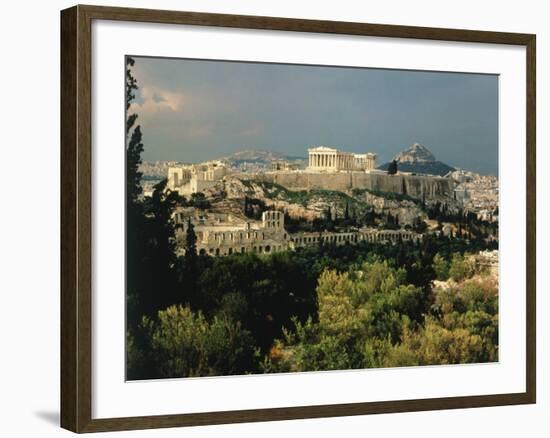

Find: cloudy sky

[129,56,498,175]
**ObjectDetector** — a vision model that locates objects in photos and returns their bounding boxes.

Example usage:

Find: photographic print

[125,55,499,381]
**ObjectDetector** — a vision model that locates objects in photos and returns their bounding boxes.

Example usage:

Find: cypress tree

[185,218,198,259]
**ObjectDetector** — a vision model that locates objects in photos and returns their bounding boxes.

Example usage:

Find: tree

[387,159,398,175]
[185,218,197,264]
[190,192,211,210]
[126,56,143,207]
[433,253,450,280]
[412,216,427,233]
[449,253,475,282]
[125,58,181,324]
[140,179,181,311]
[185,218,197,254]
[135,305,258,379]
[279,261,425,372]
[385,317,485,366]
[126,56,147,329]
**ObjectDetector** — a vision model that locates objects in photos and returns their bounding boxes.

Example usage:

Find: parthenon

[307,146,377,172]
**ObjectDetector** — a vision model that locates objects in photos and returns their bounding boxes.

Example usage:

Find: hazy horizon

[129,56,499,175]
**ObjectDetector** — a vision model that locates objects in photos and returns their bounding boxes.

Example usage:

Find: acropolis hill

[255,170,453,199]
[142,144,500,258]
[166,145,455,201]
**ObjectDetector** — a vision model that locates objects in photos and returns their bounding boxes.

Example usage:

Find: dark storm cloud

[129,56,498,175]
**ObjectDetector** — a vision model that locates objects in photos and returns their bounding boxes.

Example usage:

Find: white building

[167,161,230,196]
[307,146,376,172]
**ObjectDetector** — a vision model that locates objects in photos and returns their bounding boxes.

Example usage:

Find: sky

[129,56,499,175]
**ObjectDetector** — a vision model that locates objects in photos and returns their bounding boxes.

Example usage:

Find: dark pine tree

[143,179,180,311]
[126,56,147,329]
[185,218,198,261]
[387,159,398,175]
[125,56,181,325]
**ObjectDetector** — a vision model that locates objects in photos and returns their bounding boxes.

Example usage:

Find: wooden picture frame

[60,4,536,433]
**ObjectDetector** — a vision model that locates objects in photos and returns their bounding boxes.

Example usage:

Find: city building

[167,161,230,196]
[271,160,301,171]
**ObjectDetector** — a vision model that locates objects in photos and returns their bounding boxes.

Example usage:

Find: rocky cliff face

[353,190,424,225]
[255,171,454,200]
[202,176,428,225]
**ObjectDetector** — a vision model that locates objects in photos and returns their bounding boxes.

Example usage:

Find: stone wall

[253,171,454,199]
[290,228,421,248]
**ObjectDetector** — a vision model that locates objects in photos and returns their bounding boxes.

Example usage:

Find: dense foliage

[127,234,498,379]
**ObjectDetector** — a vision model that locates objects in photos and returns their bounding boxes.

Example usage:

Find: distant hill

[222,149,307,170]
[378,143,455,176]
